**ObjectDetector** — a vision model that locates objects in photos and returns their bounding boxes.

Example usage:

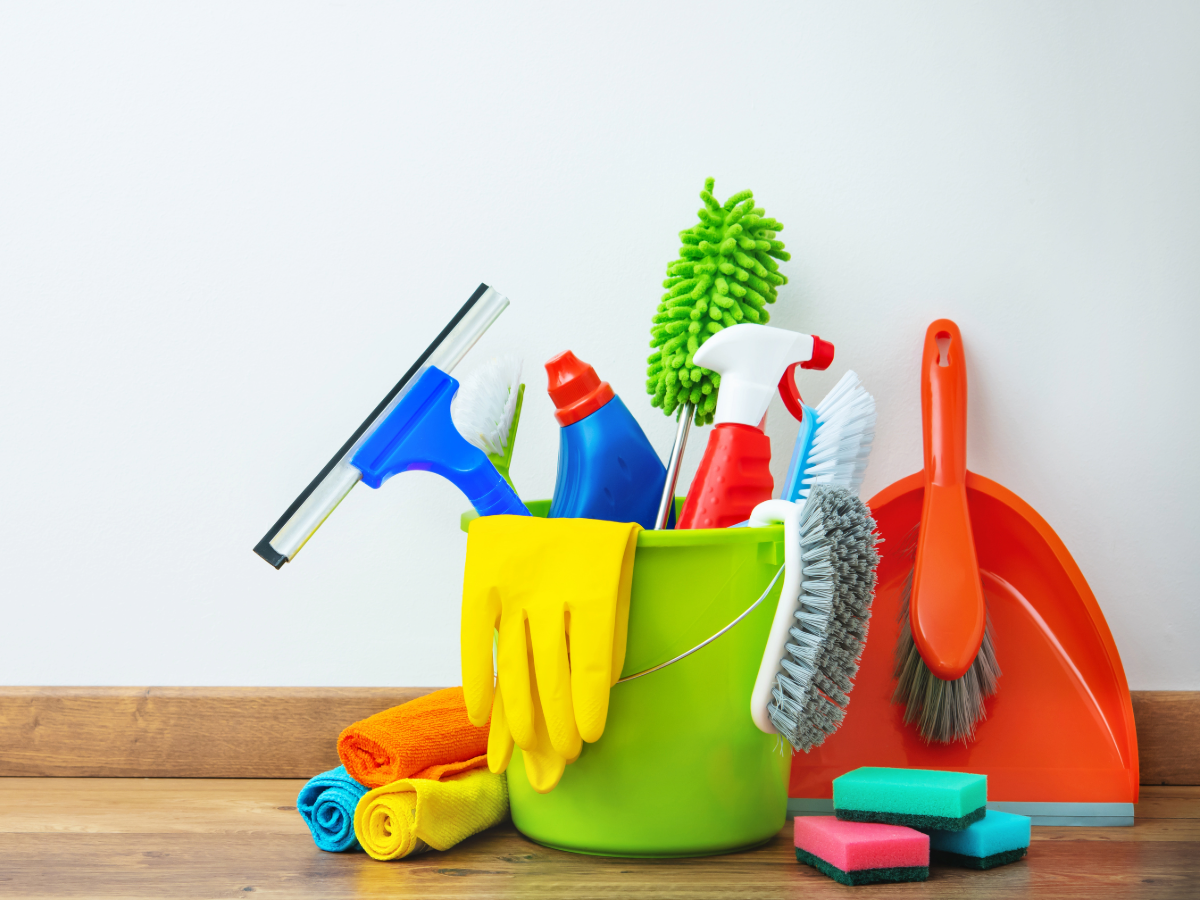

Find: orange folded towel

[338,687,489,789]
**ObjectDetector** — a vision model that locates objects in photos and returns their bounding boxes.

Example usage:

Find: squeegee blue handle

[351,366,530,518]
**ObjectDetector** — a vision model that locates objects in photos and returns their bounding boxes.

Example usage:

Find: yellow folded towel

[353,767,508,861]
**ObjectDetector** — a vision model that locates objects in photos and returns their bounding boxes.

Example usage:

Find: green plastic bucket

[463,500,790,857]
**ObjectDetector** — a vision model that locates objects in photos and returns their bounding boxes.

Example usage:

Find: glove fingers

[461,624,498,726]
[567,526,640,743]
[564,602,616,743]
[461,537,502,726]
[571,672,613,744]
[528,611,581,761]
[521,662,567,794]
[610,527,639,682]
[521,742,567,794]
[486,685,515,774]
[497,611,535,749]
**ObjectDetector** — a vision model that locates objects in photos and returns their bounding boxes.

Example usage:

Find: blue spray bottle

[545,351,669,528]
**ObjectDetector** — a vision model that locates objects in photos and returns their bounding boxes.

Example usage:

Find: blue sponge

[927,809,1031,869]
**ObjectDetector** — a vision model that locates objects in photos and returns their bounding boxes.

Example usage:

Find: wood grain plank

[0,829,1196,899]
[0,783,1195,899]
[1,688,1196,783]
[0,687,435,778]
[1035,822,1200,842]
[4,781,1187,837]
[0,778,308,834]
[1133,691,1200,785]
[1133,786,1200,818]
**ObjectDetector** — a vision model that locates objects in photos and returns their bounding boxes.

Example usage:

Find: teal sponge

[834,767,987,832]
[928,809,1031,869]
[646,178,790,426]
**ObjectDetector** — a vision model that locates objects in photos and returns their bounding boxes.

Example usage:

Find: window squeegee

[254,284,510,568]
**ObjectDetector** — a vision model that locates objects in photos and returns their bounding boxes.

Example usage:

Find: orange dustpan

[790,319,1138,825]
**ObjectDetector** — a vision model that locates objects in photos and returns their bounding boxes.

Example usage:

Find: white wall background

[1,2,1196,689]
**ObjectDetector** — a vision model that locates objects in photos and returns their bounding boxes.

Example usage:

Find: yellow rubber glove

[461,515,640,793]
[484,642,572,793]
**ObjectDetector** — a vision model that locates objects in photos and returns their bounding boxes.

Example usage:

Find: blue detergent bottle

[545,351,669,528]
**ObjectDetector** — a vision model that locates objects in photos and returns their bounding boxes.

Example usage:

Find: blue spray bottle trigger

[780,402,818,502]
[351,366,530,518]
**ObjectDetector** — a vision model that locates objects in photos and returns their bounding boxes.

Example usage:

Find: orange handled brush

[893,320,1000,742]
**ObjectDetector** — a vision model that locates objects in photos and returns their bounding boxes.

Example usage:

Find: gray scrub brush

[749,485,880,752]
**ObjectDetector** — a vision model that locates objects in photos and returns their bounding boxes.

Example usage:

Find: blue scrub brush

[352,365,529,517]
[450,355,525,491]
[780,370,877,502]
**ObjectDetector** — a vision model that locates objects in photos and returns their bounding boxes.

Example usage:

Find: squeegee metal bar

[253,283,509,568]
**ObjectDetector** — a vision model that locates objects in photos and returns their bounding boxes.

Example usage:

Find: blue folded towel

[297,765,368,852]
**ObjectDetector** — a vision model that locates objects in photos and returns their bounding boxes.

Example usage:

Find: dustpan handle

[922,319,968,487]
[913,318,985,681]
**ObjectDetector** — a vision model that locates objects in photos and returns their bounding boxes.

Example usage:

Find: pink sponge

[794,816,929,885]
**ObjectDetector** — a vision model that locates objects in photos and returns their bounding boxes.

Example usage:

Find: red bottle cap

[545,350,615,426]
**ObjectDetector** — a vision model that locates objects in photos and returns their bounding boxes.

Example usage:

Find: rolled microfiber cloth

[928,809,1031,869]
[794,816,929,886]
[834,767,986,831]
[338,687,489,788]
[297,765,367,852]
[353,766,509,861]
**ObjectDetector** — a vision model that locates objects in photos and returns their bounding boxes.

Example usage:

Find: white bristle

[797,370,877,501]
[450,355,523,457]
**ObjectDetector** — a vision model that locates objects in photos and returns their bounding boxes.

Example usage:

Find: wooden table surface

[0,779,1196,899]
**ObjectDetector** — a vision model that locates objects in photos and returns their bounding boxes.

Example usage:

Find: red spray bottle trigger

[777,336,835,423]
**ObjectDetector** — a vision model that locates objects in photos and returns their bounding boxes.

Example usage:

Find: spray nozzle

[692,324,836,428]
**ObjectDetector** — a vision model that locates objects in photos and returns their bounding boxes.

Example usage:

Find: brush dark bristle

[892,569,1000,744]
[767,485,880,752]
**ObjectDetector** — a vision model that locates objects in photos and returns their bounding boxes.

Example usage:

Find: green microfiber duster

[646,178,790,426]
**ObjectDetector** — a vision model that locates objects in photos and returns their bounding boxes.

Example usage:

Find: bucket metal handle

[615,563,786,685]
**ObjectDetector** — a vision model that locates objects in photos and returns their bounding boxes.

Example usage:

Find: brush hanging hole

[936,333,952,367]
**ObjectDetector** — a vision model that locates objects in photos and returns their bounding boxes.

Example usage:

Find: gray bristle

[891,569,1001,744]
[766,484,880,753]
